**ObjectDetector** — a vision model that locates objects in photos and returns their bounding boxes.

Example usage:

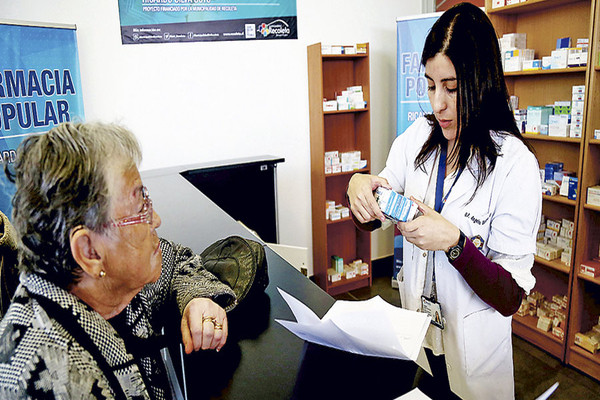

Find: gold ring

[214,322,223,330]
[202,316,216,324]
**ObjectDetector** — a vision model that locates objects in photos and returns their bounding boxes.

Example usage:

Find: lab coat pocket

[463,307,511,377]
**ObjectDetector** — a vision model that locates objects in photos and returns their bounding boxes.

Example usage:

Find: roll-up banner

[118,0,298,44]
[0,20,85,218]
[393,13,440,287]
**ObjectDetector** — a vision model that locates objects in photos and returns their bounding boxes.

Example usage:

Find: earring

[99,270,106,278]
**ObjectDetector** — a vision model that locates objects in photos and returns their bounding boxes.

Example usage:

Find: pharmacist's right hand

[347,174,391,223]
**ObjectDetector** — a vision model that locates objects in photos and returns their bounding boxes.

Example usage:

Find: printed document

[275,287,431,361]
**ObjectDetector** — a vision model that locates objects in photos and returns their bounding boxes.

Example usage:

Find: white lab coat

[380,117,541,400]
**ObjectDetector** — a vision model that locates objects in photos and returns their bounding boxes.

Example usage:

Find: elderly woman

[0,122,236,399]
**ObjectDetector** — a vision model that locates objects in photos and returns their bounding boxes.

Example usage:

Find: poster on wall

[0,21,85,218]
[393,13,440,287]
[118,0,298,44]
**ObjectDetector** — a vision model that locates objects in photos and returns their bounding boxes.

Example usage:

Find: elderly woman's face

[100,166,162,292]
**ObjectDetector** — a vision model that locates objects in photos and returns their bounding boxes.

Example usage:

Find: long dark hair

[416,2,530,193]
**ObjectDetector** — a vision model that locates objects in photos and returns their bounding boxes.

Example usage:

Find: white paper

[394,388,432,400]
[275,287,431,361]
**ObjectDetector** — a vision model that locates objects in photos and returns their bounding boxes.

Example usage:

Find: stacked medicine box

[324,150,367,174]
[322,85,366,112]
[517,291,569,340]
[518,85,585,138]
[536,216,574,267]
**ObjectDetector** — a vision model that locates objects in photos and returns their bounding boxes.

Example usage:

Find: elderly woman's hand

[181,298,228,353]
[347,173,391,223]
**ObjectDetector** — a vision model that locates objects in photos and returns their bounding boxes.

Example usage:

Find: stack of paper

[275,288,431,361]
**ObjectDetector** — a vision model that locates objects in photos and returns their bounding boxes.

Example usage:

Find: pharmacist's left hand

[396,198,460,252]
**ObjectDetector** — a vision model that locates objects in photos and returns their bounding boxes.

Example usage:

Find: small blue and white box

[374,187,418,223]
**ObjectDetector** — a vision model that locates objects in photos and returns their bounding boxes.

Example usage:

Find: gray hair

[12,122,142,288]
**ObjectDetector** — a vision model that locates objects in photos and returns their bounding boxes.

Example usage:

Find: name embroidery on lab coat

[464,211,490,226]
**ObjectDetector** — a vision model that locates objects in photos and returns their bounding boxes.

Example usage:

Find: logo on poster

[258,19,290,38]
[245,24,256,39]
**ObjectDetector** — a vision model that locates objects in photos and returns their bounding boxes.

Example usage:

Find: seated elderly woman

[0,122,236,399]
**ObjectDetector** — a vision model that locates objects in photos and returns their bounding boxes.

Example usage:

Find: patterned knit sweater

[0,238,236,399]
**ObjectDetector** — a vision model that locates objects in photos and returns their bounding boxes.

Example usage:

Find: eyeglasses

[109,186,153,228]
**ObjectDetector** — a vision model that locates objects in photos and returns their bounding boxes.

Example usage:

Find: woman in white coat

[347,3,541,399]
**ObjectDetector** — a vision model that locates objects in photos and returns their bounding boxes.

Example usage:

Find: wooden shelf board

[322,53,368,60]
[595,65,600,72]
[589,139,600,145]
[584,203,600,212]
[504,67,587,77]
[326,216,353,225]
[325,168,369,178]
[535,256,571,274]
[576,271,600,285]
[324,107,369,115]
[326,274,371,296]
[489,0,585,15]
[523,133,581,143]
[568,345,600,381]
[542,194,577,206]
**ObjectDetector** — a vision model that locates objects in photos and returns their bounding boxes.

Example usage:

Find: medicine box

[556,37,572,49]
[542,56,552,70]
[522,59,541,71]
[528,106,553,126]
[561,251,571,267]
[546,218,561,231]
[562,218,574,230]
[551,49,568,69]
[575,331,600,354]
[581,260,600,278]
[374,187,418,223]
[587,185,600,206]
[545,162,563,182]
[327,268,341,282]
[568,177,578,200]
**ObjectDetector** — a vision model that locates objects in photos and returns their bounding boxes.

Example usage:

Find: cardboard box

[574,331,600,354]
[327,268,341,282]
[569,177,578,200]
[552,326,565,340]
[580,260,600,277]
[588,185,600,206]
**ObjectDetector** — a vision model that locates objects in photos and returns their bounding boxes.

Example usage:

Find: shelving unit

[487,0,600,380]
[568,0,600,381]
[307,42,372,296]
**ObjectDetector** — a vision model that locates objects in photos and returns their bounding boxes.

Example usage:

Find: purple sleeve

[450,238,524,317]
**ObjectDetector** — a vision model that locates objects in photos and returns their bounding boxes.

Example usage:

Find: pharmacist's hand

[396,198,460,252]
[347,174,391,223]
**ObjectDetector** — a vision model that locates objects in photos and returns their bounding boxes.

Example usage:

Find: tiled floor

[334,276,600,400]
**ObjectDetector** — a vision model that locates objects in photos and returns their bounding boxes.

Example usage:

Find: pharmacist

[347,3,541,400]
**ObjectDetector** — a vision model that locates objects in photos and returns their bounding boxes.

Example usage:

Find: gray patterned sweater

[0,238,236,399]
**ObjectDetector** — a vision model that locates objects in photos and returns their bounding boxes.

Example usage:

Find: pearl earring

[99,270,106,278]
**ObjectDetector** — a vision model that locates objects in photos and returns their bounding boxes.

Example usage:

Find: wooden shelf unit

[488,0,600,381]
[567,0,600,380]
[307,42,372,295]
[486,0,599,377]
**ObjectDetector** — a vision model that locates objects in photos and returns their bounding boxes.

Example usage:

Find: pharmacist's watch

[446,231,466,262]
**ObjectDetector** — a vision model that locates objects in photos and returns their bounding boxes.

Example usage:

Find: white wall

[0,0,426,267]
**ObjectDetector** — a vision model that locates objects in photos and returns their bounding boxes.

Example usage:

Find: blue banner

[118,0,297,44]
[0,22,85,218]
[393,13,440,287]
[396,13,440,136]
